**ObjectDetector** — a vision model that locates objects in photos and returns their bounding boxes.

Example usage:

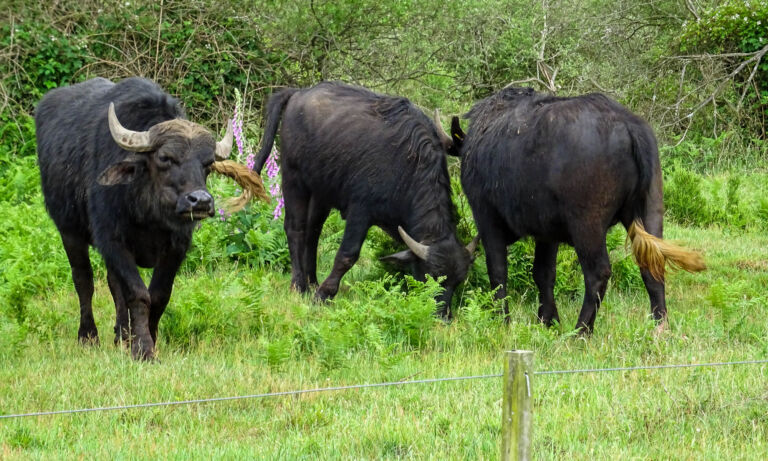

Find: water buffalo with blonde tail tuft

[452,87,705,333]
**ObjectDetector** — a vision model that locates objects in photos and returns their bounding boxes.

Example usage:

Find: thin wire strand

[0,374,502,420]
[2,359,766,420]
[534,359,768,375]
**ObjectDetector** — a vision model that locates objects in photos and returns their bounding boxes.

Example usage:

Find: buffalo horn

[433,109,452,147]
[108,103,153,152]
[398,226,430,260]
[466,235,480,254]
[215,119,234,161]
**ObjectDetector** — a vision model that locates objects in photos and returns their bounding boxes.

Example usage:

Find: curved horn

[108,103,153,152]
[466,235,480,254]
[433,108,452,148]
[398,226,430,261]
[215,119,234,161]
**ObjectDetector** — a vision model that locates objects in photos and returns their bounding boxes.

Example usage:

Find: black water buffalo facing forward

[36,77,234,360]
[453,87,705,332]
[253,82,476,315]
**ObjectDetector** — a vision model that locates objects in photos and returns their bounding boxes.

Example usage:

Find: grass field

[1,212,767,459]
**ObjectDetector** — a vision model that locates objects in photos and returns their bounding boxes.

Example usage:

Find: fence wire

[2,359,766,420]
[534,358,768,375]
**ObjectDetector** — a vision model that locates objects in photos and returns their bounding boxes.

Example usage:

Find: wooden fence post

[501,350,534,461]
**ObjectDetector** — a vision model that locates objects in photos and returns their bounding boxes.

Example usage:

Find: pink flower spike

[273,197,285,220]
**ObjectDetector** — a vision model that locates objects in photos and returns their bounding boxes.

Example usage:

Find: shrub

[680,1,768,130]
[664,166,711,226]
[220,204,291,271]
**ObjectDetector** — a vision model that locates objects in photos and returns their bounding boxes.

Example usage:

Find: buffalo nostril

[186,190,212,206]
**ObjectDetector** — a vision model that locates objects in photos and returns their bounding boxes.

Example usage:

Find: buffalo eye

[157,153,173,167]
[203,159,214,175]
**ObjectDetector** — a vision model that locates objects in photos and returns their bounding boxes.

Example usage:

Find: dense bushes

[665,169,768,229]
[2,1,290,123]
[674,1,768,138]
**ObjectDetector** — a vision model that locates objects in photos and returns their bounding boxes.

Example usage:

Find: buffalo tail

[211,160,270,213]
[253,87,300,174]
[626,220,706,281]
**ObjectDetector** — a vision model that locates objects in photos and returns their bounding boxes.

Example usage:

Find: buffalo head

[98,102,233,222]
[381,226,478,317]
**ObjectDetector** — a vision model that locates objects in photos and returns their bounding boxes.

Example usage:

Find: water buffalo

[35,77,242,360]
[452,87,705,332]
[253,82,476,316]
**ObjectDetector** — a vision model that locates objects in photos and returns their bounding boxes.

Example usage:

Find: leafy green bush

[680,1,768,121]
[680,1,768,56]
[160,273,256,348]
[1,22,89,105]
[296,276,441,369]
[664,166,712,226]
[664,166,768,229]
[2,1,291,129]
[221,205,290,271]
[0,198,71,320]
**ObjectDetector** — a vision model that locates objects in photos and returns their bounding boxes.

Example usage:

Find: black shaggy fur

[254,82,473,316]
[454,87,666,332]
[35,77,218,359]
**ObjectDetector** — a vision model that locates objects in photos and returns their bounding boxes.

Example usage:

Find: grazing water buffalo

[36,77,237,360]
[253,82,476,316]
[452,87,705,332]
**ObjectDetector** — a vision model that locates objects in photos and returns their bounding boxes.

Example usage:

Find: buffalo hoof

[435,309,452,323]
[653,318,669,337]
[575,323,594,336]
[78,327,100,346]
[78,335,100,346]
[291,280,309,294]
[114,326,130,346]
[130,337,156,361]
[539,315,560,328]
[131,347,156,362]
[314,287,335,303]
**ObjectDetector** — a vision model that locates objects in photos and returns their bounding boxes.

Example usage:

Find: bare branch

[503,77,549,90]
[663,44,768,128]
[688,45,768,115]
[684,0,700,21]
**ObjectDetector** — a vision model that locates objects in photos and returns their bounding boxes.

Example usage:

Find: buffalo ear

[97,159,143,186]
[450,116,465,155]
[380,250,418,266]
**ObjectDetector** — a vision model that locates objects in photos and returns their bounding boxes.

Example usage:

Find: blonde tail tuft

[211,160,270,213]
[627,220,706,281]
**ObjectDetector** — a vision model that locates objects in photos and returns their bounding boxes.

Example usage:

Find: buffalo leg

[474,210,510,317]
[573,235,611,333]
[304,196,331,287]
[61,232,98,344]
[533,241,559,326]
[315,212,370,301]
[147,250,186,345]
[100,246,154,360]
[108,270,130,345]
[639,175,667,321]
[283,180,311,293]
[639,221,667,321]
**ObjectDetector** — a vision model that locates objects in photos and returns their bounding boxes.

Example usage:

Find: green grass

[1,216,767,459]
